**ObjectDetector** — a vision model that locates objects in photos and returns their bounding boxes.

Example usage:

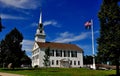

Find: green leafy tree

[0,40,6,67]
[83,55,93,65]
[43,47,50,67]
[21,50,31,66]
[0,17,4,32]
[97,0,120,75]
[0,28,30,67]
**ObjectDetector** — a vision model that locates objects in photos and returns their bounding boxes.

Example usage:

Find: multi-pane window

[56,60,59,65]
[64,51,70,57]
[60,50,62,57]
[70,60,72,65]
[52,60,54,65]
[49,50,54,56]
[64,51,67,57]
[71,51,73,57]
[56,50,62,57]
[71,51,77,57]
[74,61,76,65]
[78,61,80,65]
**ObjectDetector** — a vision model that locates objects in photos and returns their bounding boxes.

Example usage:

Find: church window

[52,60,54,65]
[60,50,62,57]
[71,51,77,57]
[78,61,80,65]
[68,51,70,57]
[75,51,77,57]
[56,50,58,56]
[71,51,73,57]
[74,61,76,65]
[64,50,70,57]
[64,51,66,57]
[49,50,54,56]
[56,60,59,65]
[56,50,62,57]
[70,60,72,65]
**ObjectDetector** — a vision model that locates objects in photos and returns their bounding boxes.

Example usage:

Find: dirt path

[0,72,24,76]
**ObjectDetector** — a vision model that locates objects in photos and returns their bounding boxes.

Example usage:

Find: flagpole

[91,19,96,70]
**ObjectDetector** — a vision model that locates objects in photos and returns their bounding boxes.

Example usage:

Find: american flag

[84,21,91,29]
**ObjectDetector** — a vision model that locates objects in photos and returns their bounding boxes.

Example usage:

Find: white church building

[32,12,83,68]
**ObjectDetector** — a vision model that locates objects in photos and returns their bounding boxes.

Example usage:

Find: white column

[70,50,71,57]
[54,49,56,57]
[62,50,64,57]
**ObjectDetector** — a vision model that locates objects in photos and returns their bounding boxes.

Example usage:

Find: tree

[43,47,50,67]
[0,40,5,67]
[83,55,93,65]
[0,28,30,67]
[0,16,5,32]
[97,0,120,75]
[21,50,31,66]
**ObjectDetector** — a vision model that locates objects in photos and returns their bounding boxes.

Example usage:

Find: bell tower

[35,11,46,42]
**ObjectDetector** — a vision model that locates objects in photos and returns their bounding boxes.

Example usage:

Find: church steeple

[39,12,42,24]
[35,11,46,42]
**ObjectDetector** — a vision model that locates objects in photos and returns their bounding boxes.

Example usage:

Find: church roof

[36,42,83,52]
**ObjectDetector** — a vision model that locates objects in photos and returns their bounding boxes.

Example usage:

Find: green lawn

[0,68,116,76]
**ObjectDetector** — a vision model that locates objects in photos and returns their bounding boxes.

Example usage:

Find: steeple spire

[35,10,46,42]
[39,11,42,24]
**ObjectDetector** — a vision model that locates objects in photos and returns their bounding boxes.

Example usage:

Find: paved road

[0,72,24,76]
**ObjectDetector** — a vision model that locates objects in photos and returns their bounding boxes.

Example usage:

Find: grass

[0,68,116,76]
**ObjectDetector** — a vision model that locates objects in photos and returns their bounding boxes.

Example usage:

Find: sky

[0,0,102,57]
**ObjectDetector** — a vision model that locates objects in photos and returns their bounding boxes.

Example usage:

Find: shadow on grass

[1,68,59,72]
[49,70,59,72]
[1,68,34,71]
[108,74,120,76]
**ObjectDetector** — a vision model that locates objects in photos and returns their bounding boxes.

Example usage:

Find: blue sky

[0,0,102,57]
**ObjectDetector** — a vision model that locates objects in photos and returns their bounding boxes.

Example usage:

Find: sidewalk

[0,72,24,76]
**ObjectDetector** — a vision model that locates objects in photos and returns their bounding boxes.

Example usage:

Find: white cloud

[22,40,34,52]
[1,14,26,20]
[30,20,60,28]
[0,0,41,9]
[43,20,60,27]
[59,32,74,38]
[53,32,91,43]
[31,22,38,27]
